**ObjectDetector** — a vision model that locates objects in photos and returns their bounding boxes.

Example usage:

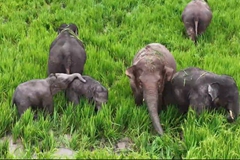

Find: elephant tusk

[143,98,145,102]
[229,110,234,119]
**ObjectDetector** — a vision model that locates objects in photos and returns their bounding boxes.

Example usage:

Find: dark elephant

[66,75,108,112]
[182,0,212,44]
[125,43,177,135]
[47,23,87,75]
[12,73,86,118]
[163,67,239,122]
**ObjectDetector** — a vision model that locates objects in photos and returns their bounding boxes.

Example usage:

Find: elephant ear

[50,83,60,95]
[164,66,174,81]
[57,23,68,34]
[69,23,78,35]
[208,83,220,101]
[125,65,136,79]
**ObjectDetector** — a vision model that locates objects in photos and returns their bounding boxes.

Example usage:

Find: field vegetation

[0,0,240,158]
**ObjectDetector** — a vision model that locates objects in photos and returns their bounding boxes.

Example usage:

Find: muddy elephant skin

[126,43,177,135]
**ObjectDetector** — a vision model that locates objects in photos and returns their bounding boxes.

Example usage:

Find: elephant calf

[125,43,177,136]
[12,73,86,118]
[66,75,108,111]
[182,0,212,44]
[163,67,239,122]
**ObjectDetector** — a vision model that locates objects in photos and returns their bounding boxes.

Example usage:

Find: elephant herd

[12,23,109,119]
[125,0,239,136]
[11,0,239,136]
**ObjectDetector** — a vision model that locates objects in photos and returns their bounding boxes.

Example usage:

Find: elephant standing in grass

[12,73,86,118]
[47,23,86,75]
[182,0,212,44]
[163,67,239,122]
[125,43,177,135]
[66,75,108,112]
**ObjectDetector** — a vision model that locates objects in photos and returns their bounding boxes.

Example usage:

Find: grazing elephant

[163,67,239,122]
[47,23,87,75]
[66,76,108,112]
[182,0,212,44]
[12,73,86,118]
[125,43,177,135]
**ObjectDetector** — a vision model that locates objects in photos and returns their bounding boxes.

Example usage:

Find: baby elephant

[66,76,108,111]
[12,73,86,118]
[163,67,239,122]
[182,0,212,44]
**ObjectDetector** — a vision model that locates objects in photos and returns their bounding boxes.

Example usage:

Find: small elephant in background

[66,75,108,112]
[182,0,212,44]
[12,73,86,118]
[47,23,87,75]
[163,67,239,122]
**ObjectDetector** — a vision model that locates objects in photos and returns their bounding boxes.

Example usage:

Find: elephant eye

[138,79,142,88]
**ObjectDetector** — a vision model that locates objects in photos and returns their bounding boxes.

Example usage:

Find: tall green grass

[0,0,240,158]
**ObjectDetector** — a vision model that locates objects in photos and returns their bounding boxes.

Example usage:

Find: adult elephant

[125,43,177,135]
[47,23,87,75]
[163,67,239,122]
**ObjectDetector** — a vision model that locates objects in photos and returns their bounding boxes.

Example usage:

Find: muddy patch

[53,147,76,159]
[0,135,24,157]
[114,137,133,153]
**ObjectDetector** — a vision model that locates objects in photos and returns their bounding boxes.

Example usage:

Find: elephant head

[126,50,175,135]
[93,86,108,111]
[47,73,86,95]
[207,76,239,122]
[57,23,78,36]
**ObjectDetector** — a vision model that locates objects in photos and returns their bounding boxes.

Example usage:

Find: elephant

[66,75,108,112]
[163,67,239,122]
[182,0,212,44]
[47,23,87,75]
[12,73,86,118]
[125,43,177,135]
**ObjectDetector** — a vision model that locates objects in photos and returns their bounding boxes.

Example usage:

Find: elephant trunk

[227,100,239,123]
[144,85,164,136]
[68,73,86,83]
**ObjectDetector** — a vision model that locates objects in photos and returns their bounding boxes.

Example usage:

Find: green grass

[1,0,240,158]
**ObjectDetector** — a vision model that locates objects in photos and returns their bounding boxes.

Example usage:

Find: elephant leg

[47,57,66,75]
[65,89,80,106]
[189,97,206,115]
[134,92,143,107]
[177,105,189,115]
[16,100,31,117]
[42,98,54,116]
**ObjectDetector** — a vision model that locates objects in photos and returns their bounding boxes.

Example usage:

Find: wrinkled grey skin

[66,76,108,112]
[12,73,86,118]
[182,0,212,44]
[163,67,239,122]
[47,23,87,75]
[126,43,177,136]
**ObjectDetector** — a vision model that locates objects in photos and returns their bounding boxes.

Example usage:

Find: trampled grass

[0,0,240,158]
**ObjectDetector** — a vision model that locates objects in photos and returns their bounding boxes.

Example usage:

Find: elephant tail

[64,54,71,74]
[194,17,199,45]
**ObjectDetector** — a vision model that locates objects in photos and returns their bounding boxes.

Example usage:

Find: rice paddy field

[0,0,240,159]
